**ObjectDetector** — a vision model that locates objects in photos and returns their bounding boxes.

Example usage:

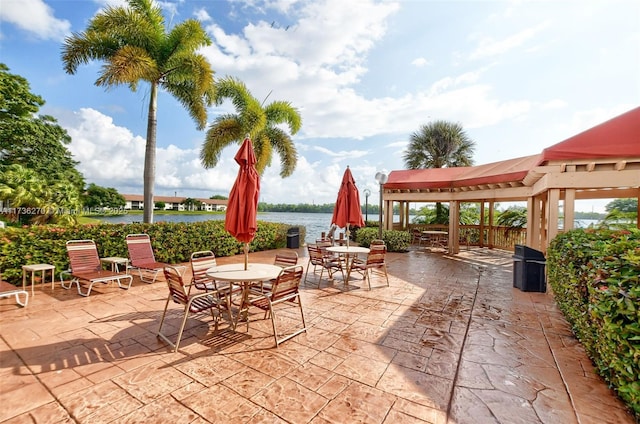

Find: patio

[0,246,634,423]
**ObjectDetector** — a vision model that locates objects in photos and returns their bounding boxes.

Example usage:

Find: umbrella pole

[244,243,249,270]
[346,224,350,248]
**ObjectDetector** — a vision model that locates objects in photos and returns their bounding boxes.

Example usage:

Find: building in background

[122,194,227,212]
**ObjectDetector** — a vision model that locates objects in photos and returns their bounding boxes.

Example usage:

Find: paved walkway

[0,247,635,423]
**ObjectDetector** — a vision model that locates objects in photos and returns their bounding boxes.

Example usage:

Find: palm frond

[201,116,243,168]
[164,55,216,128]
[264,127,298,177]
[264,100,302,134]
[95,45,158,87]
[61,31,120,74]
[200,77,301,178]
[214,76,251,110]
[403,120,475,169]
[253,133,273,175]
[240,99,267,135]
[165,19,212,57]
[128,0,165,31]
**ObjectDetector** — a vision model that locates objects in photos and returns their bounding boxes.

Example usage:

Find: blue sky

[1,0,638,212]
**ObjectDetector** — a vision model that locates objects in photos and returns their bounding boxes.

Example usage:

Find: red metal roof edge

[386,155,540,190]
[540,106,640,163]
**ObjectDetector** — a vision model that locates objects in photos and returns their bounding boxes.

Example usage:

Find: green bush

[0,220,304,284]
[547,228,640,418]
[355,227,411,252]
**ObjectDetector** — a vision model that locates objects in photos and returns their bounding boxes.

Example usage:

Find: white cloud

[411,57,429,67]
[0,0,70,40]
[198,0,538,149]
[541,99,567,110]
[469,21,550,60]
[388,140,408,149]
[199,0,402,140]
[310,146,370,163]
[193,7,212,22]
[64,108,145,184]
[60,108,371,204]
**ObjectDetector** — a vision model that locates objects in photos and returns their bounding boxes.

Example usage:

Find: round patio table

[206,263,282,329]
[326,245,370,283]
[422,230,448,248]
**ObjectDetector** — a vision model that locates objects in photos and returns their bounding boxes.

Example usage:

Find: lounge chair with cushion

[62,239,133,297]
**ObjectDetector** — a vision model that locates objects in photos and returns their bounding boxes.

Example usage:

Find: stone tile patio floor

[0,246,635,424]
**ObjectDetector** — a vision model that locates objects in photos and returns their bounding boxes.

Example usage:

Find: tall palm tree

[404,120,475,169]
[200,77,301,177]
[403,120,476,223]
[61,0,216,223]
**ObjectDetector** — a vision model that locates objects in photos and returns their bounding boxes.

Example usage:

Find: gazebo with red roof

[382,107,640,253]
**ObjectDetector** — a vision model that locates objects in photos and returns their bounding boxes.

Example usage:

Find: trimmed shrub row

[0,221,305,284]
[547,228,640,418]
[355,227,411,251]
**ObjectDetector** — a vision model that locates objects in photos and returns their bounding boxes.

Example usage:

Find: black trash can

[512,244,547,292]
[286,227,300,249]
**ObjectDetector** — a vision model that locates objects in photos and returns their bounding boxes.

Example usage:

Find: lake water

[98,212,601,244]
[98,212,340,244]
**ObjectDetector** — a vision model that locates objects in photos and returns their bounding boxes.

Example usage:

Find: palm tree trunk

[143,83,158,224]
[436,202,445,224]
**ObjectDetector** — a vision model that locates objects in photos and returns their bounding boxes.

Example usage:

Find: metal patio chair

[249,265,307,347]
[157,265,224,352]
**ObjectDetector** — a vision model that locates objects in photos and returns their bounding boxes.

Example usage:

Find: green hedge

[547,228,640,418]
[355,227,411,252]
[0,221,305,284]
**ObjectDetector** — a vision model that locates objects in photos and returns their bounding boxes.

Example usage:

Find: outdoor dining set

[50,231,388,352]
[2,137,391,353]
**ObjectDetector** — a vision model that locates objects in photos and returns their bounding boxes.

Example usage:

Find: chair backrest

[66,240,101,273]
[367,244,387,266]
[271,265,304,301]
[274,251,298,268]
[126,234,156,266]
[316,240,332,249]
[327,224,337,240]
[163,266,189,305]
[370,239,385,246]
[190,251,217,289]
[307,244,325,265]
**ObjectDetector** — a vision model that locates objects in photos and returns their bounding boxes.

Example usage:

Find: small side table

[100,257,129,273]
[22,264,56,296]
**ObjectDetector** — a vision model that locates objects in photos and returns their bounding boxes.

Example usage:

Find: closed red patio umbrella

[225,136,260,269]
[331,166,365,247]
